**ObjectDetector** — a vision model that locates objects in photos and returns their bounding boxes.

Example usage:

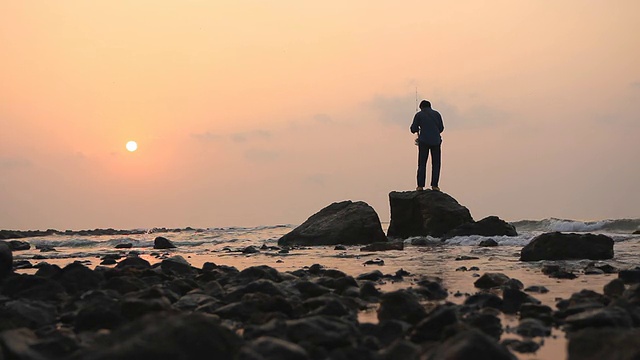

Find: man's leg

[429,145,442,188]
[417,143,429,189]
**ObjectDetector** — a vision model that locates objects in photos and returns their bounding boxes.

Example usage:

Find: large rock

[0,241,13,279]
[443,216,517,240]
[386,191,473,239]
[520,232,614,261]
[278,201,387,246]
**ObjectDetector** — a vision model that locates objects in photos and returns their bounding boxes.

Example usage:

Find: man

[410,100,444,191]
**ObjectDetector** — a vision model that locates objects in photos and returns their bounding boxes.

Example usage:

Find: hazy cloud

[191,131,223,142]
[231,130,271,143]
[313,113,332,123]
[368,93,416,126]
[631,81,640,90]
[0,157,32,170]
[244,148,279,163]
[191,130,271,143]
[303,173,328,185]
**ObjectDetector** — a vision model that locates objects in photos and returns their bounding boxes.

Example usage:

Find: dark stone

[386,190,473,238]
[634,230,640,235]
[12,260,32,270]
[377,339,420,360]
[520,232,614,261]
[115,255,151,270]
[443,216,517,240]
[455,255,479,260]
[415,278,448,300]
[464,311,503,340]
[77,312,242,360]
[464,293,503,311]
[565,306,633,331]
[115,243,132,249]
[1,274,67,301]
[161,255,196,276]
[604,279,626,297]
[516,318,551,337]
[0,299,58,330]
[239,336,309,360]
[410,306,458,343]
[238,265,282,282]
[524,285,549,294]
[7,240,30,251]
[568,328,640,360]
[356,270,384,281]
[618,269,640,284]
[365,320,412,347]
[54,262,103,295]
[520,304,554,325]
[74,290,125,331]
[278,201,387,246]
[363,258,385,266]
[225,279,285,303]
[360,242,404,252]
[334,245,347,251]
[474,273,510,289]
[153,236,177,249]
[502,339,540,354]
[34,262,61,278]
[377,289,427,325]
[103,276,147,295]
[242,246,260,254]
[479,239,499,247]
[293,281,331,299]
[502,288,540,314]
[359,281,381,299]
[285,315,360,349]
[423,329,516,360]
[0,241,13,279]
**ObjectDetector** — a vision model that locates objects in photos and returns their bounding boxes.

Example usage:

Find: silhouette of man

[411,100,444,191]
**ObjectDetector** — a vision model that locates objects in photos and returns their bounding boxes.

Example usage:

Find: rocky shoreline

[1,243,640,359]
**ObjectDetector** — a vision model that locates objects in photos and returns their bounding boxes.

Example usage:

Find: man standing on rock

[411,100,444,191]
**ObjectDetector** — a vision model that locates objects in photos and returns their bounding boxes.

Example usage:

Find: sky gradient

[2,2,639,230]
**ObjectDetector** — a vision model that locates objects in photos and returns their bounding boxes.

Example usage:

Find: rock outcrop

[443,216,517,240]
[387,191,473,238]
[520,232,614,261]
[278,201,387,246]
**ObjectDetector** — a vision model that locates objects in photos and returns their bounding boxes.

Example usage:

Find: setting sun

[126,141,138,152]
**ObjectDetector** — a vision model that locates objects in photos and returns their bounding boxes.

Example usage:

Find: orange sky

[1,2,639,230]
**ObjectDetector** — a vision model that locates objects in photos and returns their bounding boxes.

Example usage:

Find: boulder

[360,242,404,252]
[474,273,511,289]
[519,232,614,261]
[278,201,387,246]
[7,240,30,251]
[77,312,242,360]
[633,230,640,235]
[154,236,177,249]
[568,328,640,360]
[387,190,473,238]
[443,216,517,240]
[0,241,13,279]
[377,289,426,325]
[423,329,516,360]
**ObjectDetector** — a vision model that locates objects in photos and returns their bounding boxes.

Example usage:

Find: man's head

[419,100,431,110]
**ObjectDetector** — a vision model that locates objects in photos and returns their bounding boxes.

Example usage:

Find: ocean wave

[511,218,640,233]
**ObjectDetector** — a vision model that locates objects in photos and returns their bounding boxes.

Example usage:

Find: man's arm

[410,113,420,134]
[437,113,444,133]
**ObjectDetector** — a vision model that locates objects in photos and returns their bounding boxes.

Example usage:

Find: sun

[126,141,138,152]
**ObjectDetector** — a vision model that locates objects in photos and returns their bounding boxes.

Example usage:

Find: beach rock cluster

[2,240,640,358]
[0,247,539,360]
